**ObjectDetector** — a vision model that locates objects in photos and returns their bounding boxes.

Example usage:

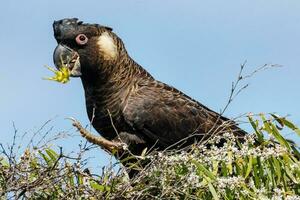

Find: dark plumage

[52,18,246,156]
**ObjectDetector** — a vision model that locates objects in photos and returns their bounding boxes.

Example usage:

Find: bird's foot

[69,118,127,153]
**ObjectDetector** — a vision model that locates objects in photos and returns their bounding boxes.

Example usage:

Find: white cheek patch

[97,32,118,60]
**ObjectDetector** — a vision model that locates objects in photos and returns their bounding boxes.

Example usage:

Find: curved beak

[53,44,82,77]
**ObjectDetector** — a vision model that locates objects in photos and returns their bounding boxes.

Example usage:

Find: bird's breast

[84,86,128,140]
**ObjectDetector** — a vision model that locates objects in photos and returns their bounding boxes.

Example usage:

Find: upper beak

[53,44,82,77]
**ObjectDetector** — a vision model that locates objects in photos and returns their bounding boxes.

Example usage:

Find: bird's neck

[80,54,153,115]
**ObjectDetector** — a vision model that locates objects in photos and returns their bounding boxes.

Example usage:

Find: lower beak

[53,44,82,77]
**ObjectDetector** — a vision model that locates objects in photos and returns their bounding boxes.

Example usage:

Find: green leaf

[221,162,228,176]
[280,117,300,136]
[245,156,253,179]
[45,149,59,162]
[248,115,264,142]
[29,157,39,169]
[271,114,300,136]
[140,147,148,157]
[266,160,275,188]
[270,123,291,151]
[256,157,265,185]
[90,180,110,192]
[192,160,216,180]
[252,157,261,187]
[120,155,136,163]
[0,157,9,167]
[261,114,291,151]
[294,129,300,136]
[207,181,219,200]
[77,173,83,185]
[227,150,233,175]
[272,157,281,184]
[284,165,298,184]
[38,151,51,165]
[69,176,75,187]
[212,161,219,176]
[270,114,284,127]
[260,114,272,133]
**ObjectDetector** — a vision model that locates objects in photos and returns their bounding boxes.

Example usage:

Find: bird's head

[53,18,121,78]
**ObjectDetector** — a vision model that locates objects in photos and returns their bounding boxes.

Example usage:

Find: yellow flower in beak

[44,65,70,84]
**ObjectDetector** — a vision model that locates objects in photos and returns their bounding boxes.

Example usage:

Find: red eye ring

[75,34,88,45]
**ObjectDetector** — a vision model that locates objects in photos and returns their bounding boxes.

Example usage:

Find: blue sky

[1,0,300,171]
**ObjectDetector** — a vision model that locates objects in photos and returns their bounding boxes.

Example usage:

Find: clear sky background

[1,0,300,171]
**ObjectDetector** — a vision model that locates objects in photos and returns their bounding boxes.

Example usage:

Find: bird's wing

[122,80,240,147]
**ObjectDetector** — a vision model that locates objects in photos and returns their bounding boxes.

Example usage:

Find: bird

[52,18,246,160]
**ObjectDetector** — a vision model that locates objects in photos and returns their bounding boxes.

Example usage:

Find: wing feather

[122,80,243,147]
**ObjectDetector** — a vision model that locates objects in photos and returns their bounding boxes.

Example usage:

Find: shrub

[1,114,300,199]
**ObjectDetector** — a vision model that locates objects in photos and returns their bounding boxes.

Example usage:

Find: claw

[65,117,76,122]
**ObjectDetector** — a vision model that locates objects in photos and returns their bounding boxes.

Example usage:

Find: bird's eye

[75,34,88,45]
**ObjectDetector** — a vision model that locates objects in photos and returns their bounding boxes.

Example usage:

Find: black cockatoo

[52,18,246,157]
